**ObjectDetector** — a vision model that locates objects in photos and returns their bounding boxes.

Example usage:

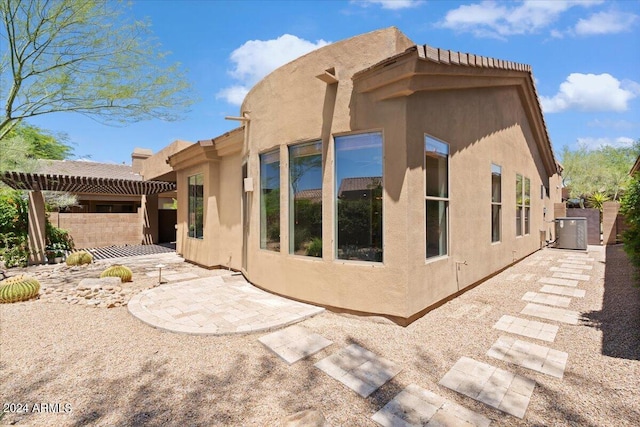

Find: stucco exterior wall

[174,151,243,269]
[240,28,415,317]
[403,86,558,315]
[49,212,142,249]
[233,27,562,320]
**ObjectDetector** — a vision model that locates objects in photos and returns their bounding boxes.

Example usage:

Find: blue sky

[26,0,640,164]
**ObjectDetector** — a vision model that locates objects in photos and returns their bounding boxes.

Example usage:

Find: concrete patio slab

[493,315,558,342]
[521,303,580,325]
[371,384,491,427]
[521,291,571,308]
[439,356,535,419]
[539,285,586,298]
[128,276,325,335]
[259,325,333,365]
[487,336,568,378]
[315,344,401,398]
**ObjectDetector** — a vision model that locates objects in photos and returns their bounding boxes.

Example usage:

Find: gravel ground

[1,245,639,426]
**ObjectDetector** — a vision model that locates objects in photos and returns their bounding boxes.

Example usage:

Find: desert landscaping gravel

[1,245,639,426]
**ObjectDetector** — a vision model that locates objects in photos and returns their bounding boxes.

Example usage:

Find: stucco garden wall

[49,212,142,249]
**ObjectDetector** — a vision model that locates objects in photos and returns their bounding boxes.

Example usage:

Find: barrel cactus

[100,265,132,282]
[66,251,93,266]
[0,275,41,303]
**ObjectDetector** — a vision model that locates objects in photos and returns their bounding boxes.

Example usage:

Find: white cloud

[575,10,639,35]
[215,86,249,106]
[587,119,638,130]
[353,0,424,10]
[217,34,330,105]
[576,136,635,150]
[540,73,640,113]
[440,0,603,38]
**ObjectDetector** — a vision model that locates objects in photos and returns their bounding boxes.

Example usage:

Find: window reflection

[289,141,322,257]
[335,132,383,262]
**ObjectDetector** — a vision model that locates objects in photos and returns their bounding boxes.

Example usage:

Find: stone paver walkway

[372,384,491,427]
[539,285,586,298]
[520,302,580,324]
[521,291,571,307]
[259,325,333,365]
[128,275,324,335]
[493,315,558,342]
[439,356,536,419]
[538,276,579,287]
[487,336,568,378]
[315,344,402,398]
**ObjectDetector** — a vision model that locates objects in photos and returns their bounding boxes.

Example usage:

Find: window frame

[425,134,450,261]
[333,130,384,263]
[491,164,502,243]
[187,173,204,239]
[515,173,531,237]
[259,149,281,252]
[288,140,323,258]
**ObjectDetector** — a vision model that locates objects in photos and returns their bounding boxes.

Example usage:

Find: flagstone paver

[521,291,571,308]
[493,315,558,342]
[314,344,401,398]
[439,357,535,419]
[371,384,491,427]
[520,303,580,325]
[487,336,568,378]
[259,325,332,365]
[552,272,591,281]
[549,266,588,275]
[559,263,592,270]
[538,277,579,287]
[539,285,586,298]
[128,276,324,335]
[557,259,587,265]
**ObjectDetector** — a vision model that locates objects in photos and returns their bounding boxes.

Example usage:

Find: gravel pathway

[1,245,639,426]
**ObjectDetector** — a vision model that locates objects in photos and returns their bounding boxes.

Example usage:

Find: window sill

[425,254,448,265]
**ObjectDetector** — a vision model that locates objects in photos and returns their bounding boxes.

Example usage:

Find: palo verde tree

[561,142,639,203]
[0,0,193,140]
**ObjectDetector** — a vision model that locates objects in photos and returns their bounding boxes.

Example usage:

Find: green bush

[621,175,640,269]
[306,237,323,257]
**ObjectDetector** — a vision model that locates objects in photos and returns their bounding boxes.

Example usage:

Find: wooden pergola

[1,171,176,264]
[1,171,176,195]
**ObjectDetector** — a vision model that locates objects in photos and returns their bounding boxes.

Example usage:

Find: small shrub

[100,265,132,282]
[621,176,640,270]
[0,275,40,303]
[0,234,30,268]
[66,251,93,266]
[306,237,323,257]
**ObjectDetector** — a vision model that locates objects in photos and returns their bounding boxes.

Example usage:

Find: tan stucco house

[3,27,562,323]
[162,27,562,323]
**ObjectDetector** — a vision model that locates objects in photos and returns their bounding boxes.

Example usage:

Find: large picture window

[335,132,383,262]
[425,136,449,259]
[289,141,322,257]
[188,174,204,239]
[491,164,502,243]
[260,150,280,251]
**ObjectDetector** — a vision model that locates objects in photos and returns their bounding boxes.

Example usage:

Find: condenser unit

[555,217,587,250]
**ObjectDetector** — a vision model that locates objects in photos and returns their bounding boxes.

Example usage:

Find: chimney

[131,148,153,175]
